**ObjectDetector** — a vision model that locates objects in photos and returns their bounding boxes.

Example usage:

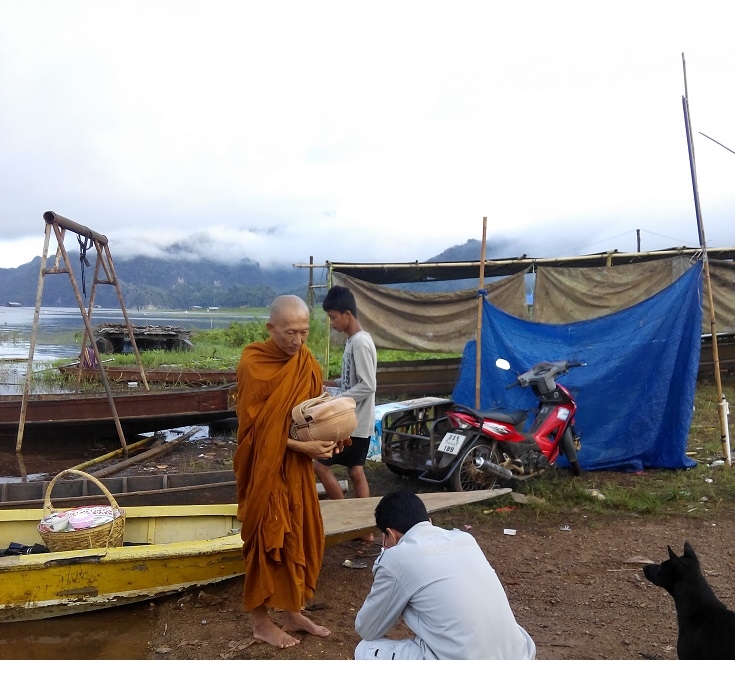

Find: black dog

[644,541,735,659]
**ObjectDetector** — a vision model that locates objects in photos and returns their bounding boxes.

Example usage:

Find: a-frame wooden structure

[15,212,149,479]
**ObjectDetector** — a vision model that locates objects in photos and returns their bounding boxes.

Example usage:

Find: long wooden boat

[58,364,237,386]
[0,384,237,440]
[56,357,467,395]
[0,471,346,510]
[0,489,509,621]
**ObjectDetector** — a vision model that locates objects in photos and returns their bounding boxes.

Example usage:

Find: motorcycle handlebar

[510,360,585,387]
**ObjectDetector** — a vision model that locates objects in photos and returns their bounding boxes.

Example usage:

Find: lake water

[0,304,257,351]
[0,304,257,392]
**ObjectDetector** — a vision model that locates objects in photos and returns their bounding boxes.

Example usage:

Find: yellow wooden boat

[0,489,509,622]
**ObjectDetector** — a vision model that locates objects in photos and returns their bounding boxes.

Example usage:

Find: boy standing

[314,285,377,511]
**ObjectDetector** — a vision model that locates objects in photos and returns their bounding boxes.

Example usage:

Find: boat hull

[0,470,238,509]
[0,535,245,621]
[0,471,345,509]
[58,366,237,386]
[0,490,509,621]
[0,384,238,440]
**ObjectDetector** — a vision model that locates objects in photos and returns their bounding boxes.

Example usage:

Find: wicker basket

[38,469,126,552]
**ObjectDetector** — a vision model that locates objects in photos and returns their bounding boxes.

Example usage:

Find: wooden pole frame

[475,217,488,410]
[16,212,150,473]
[682,54,731,464]
[325,263,333,380]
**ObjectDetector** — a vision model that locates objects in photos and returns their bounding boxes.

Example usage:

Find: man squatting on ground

[355,490,537,660]
[233,295,340,649]
[314,286,377,515]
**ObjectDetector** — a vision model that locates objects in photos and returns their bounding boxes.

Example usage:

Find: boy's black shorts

[318,436,371,468]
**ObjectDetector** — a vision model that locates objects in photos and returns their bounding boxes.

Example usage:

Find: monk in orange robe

[234,295,338,648]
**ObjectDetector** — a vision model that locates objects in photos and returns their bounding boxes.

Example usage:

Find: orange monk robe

[233,337,325,613]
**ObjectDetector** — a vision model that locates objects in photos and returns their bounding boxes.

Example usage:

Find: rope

[77,234,92,297]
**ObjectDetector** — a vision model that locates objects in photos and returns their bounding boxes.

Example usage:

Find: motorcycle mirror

[495,358,511,371]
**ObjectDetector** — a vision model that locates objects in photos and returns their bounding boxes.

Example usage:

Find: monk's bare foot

[351,532,376,543]
[283,610,331,637]
[253,618,300,648]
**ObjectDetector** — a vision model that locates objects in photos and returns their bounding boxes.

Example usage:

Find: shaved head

[269,295,310,324]
[267,295,311,356]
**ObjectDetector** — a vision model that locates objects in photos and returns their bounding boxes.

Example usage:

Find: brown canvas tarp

[533,256,735,334]
[707,260,735,335]
[330,270,528,353]
[325,252,735,353]
[532,256,693,324]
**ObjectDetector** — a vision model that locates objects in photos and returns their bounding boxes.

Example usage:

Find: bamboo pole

[69,436,158,472]
[15,222,55,480]
[324,264,333,380]
[308,247,735,273]
[88,428,199,478]
[682,53,731,464]
[307,255,314,311]
[475,217,488,410]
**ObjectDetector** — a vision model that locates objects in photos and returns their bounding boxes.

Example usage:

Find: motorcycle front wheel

[560,429,582,476]
[450,439,507,492]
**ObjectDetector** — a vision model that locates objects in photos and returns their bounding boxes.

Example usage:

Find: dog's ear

[668,545,678,561]
[683,541,697,560]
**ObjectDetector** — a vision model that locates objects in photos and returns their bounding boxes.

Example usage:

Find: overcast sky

[1,1,733,271]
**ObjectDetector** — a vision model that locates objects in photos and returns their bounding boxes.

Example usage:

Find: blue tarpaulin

[452,263,703,472]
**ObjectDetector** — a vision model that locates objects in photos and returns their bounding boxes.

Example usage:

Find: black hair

[374,490,430,535]
[322,285,357,317]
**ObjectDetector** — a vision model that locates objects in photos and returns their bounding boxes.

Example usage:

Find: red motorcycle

[382,359,584,492]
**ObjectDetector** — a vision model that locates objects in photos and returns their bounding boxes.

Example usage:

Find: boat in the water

[0,489,509,621]
[0,384,238,440]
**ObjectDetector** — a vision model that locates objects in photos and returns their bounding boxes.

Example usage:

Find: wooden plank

[321,489,512,546]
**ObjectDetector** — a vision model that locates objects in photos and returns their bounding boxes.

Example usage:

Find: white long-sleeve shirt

[355,521,536,660]
[334,330,376,438]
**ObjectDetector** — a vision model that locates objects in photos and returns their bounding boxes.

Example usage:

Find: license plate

[438,432,467,454]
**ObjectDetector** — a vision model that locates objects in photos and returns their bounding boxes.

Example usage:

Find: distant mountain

[399,237,532,294]
[428,237,521,263]
[0,241,526,309]
[0,255,310,309]
[428,239,484,262]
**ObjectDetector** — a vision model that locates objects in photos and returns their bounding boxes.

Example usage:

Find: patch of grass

[507,457,735,518]
[190,321,268,349]
[111,346,242,371]
[688,373,735,457]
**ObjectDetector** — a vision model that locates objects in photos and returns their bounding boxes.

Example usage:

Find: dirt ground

[111,431,735,662]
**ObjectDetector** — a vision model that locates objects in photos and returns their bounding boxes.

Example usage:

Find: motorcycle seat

[477,409,527,426]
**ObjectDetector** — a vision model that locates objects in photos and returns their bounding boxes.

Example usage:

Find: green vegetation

[84,316,454,379]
